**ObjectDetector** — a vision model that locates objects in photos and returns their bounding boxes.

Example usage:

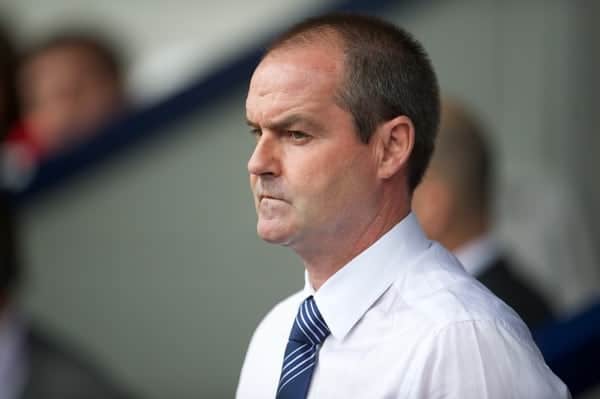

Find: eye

[288,130,311,142]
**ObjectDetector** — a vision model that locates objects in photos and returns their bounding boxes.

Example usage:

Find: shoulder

[393,242,531,339]
[237,291,304,398]
[386,244,569,397]
[418,319,569,398]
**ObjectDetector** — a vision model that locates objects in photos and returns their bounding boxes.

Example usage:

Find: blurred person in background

[413,98,553,329]
[0,26,134,398]
[2,31,126,188]
[0,192,135,399]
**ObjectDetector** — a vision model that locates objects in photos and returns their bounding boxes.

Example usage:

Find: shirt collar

[454,233,500,276]
[302,212,431,341]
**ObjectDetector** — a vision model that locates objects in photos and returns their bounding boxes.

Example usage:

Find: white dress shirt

[236,213,570,398]
[454,233,501,277]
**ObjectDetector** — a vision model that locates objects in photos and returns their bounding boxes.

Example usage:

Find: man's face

[246,43,380,251]
[20,45,122,152]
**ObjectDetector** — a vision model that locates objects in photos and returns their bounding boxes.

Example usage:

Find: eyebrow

[246,114,324,132]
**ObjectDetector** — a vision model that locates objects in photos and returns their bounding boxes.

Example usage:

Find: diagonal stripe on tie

[283,344,309,362]
[283,347,313,371]
[276,296,330,399]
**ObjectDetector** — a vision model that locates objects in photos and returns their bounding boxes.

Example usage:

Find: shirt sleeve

[417,320,571,399]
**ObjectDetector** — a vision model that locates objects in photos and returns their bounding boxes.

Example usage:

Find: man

[413,99,553,330]
[237,14,569,399]
[0,194,134,398]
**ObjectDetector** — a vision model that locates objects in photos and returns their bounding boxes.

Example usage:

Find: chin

[256,222,296,246]
[257,228,289,245]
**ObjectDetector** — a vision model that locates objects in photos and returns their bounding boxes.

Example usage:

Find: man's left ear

[376,115,414,179]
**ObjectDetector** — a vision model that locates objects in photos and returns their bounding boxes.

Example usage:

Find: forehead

[246,43,344,120]
[24,45,107,80]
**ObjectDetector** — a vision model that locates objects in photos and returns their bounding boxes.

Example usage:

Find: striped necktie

[276,296,330,399]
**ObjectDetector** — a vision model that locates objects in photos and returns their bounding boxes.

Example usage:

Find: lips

[259,194,283,202]
[255,182,286,202]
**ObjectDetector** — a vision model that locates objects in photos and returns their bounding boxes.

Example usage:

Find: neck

[299,187,410,291]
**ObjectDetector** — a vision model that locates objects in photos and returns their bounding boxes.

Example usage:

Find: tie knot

[290,296,330,346]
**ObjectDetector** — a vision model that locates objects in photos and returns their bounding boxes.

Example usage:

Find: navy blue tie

[276,296,330,399]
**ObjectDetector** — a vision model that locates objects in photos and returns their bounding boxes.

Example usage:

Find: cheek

[292,149,374,217]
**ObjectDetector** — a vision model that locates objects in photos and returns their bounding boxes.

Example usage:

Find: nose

[247,133,281,177]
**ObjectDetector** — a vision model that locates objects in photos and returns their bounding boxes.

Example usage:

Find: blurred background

[0,0,599,398]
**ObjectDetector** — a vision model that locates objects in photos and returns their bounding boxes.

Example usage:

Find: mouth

[259,194,278,201]
[258,194,285,203]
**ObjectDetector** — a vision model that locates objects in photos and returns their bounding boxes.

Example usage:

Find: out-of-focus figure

[0,192,135,399]
[413,98,553,330]
[497,173,600,315]
[2,31,125,188]
[0,28,132,394]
